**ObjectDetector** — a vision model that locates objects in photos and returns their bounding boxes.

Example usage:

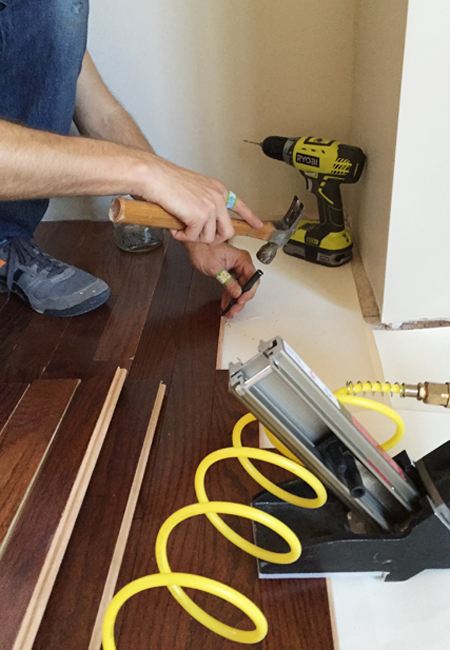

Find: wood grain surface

[0,378,79,548]
[0,369,125,650]
[0,383,28,434]
[109,197,275,241]
[32,377,165,650]
[94,236,168,362]
[0,222,333,650]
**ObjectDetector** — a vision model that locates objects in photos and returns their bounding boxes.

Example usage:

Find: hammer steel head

[256,196,304,264]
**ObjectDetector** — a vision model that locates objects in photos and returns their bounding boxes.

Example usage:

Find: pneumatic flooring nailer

[246,136,366,267]
[229,337,450,581]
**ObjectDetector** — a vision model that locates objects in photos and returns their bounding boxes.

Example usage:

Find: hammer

[109,196,304,264]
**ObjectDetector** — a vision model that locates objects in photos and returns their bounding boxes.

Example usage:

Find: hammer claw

[256,196,304,264]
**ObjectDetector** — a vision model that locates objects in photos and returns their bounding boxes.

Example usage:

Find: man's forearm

[73,51,154,155]
[0,119,151,200]
[76,101,155,155]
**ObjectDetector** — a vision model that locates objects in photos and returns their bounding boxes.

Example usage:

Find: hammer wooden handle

[109,197,275,241]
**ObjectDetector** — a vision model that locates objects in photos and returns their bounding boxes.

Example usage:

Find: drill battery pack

[283,220,353,267]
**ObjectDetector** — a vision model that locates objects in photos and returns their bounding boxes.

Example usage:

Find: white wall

[47,0,357,223]
[347,0,409,315]
[349,0,450,324]
[383,0,450,323]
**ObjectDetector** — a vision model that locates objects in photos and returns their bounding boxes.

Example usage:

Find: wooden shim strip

[11,367,127,650]
[88,381,166,650]
[0,379,80,549]
[326,578,340,650]
[215,316,225,370]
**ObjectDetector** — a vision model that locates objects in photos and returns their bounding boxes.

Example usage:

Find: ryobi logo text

[296,153,320,167]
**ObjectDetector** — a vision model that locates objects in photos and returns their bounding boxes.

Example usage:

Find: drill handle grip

[306,176,345,232]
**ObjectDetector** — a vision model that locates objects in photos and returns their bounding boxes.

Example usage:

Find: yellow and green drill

[247,136,366,267]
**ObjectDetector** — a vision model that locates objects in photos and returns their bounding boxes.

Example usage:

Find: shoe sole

[0,278,110,317]
[43,288,111,317]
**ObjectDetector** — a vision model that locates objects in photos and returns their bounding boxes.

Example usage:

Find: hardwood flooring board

[32,378,163,650]
[0,300,44,381]
[115,271,232,650]
[94,236,168,362]
[0,370,121,650]
[42,297,119,380]
[127,238,195,382]
[32,221,62,251]
[260,579,334,650]
[0,383,29,434]
[0,223,90,383]
[0,308,69,383]
[0,378,79,548]
[57,221,132,298]
[34,221,89,264]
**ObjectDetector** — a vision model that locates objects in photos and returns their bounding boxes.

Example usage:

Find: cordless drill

[249,136,366,267]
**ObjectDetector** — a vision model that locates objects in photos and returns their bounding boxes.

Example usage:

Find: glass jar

[113,223,163,253]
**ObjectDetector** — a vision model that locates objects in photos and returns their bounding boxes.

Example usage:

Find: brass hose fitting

[343,381,450,408]
[415,382,450,408]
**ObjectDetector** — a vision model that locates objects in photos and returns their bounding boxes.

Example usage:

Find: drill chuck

[260,136,289,162]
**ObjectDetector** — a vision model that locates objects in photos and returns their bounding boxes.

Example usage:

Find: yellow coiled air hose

[103,384,405,649]
[102,413,327,649]
[334,382,405,451]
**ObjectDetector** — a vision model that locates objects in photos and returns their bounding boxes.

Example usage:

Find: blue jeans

[0,0,89,239]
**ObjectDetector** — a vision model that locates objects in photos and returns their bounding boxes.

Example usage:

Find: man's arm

[73,51,262,243]
[0,119,148,200]
[74,52,155,153]
[73,53,261,316]
[0,53,262,243]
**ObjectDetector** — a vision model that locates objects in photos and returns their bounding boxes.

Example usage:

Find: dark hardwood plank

[0,223,88,383]
[114,271,241,650]
[0,378,79,547]
[0,304,69,383]
[115,367,333,649]
[0,292,7,315]
[0,382,29,433]
[42,298,119,380]
[32,221,63,251]
[37,222,165,376]
[0,370,120,650]
[94,236,167,362]
[261,579,333,650]
[31,246,220,650]
[127,237,196,383]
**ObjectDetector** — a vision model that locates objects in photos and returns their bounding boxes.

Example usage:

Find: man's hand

[141,157,263,245]
[185,242,261,319]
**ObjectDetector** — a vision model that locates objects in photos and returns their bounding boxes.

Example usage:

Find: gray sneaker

[0,238,110,317]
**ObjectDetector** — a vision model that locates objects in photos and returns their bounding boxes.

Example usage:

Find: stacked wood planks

[0,369,127,650]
